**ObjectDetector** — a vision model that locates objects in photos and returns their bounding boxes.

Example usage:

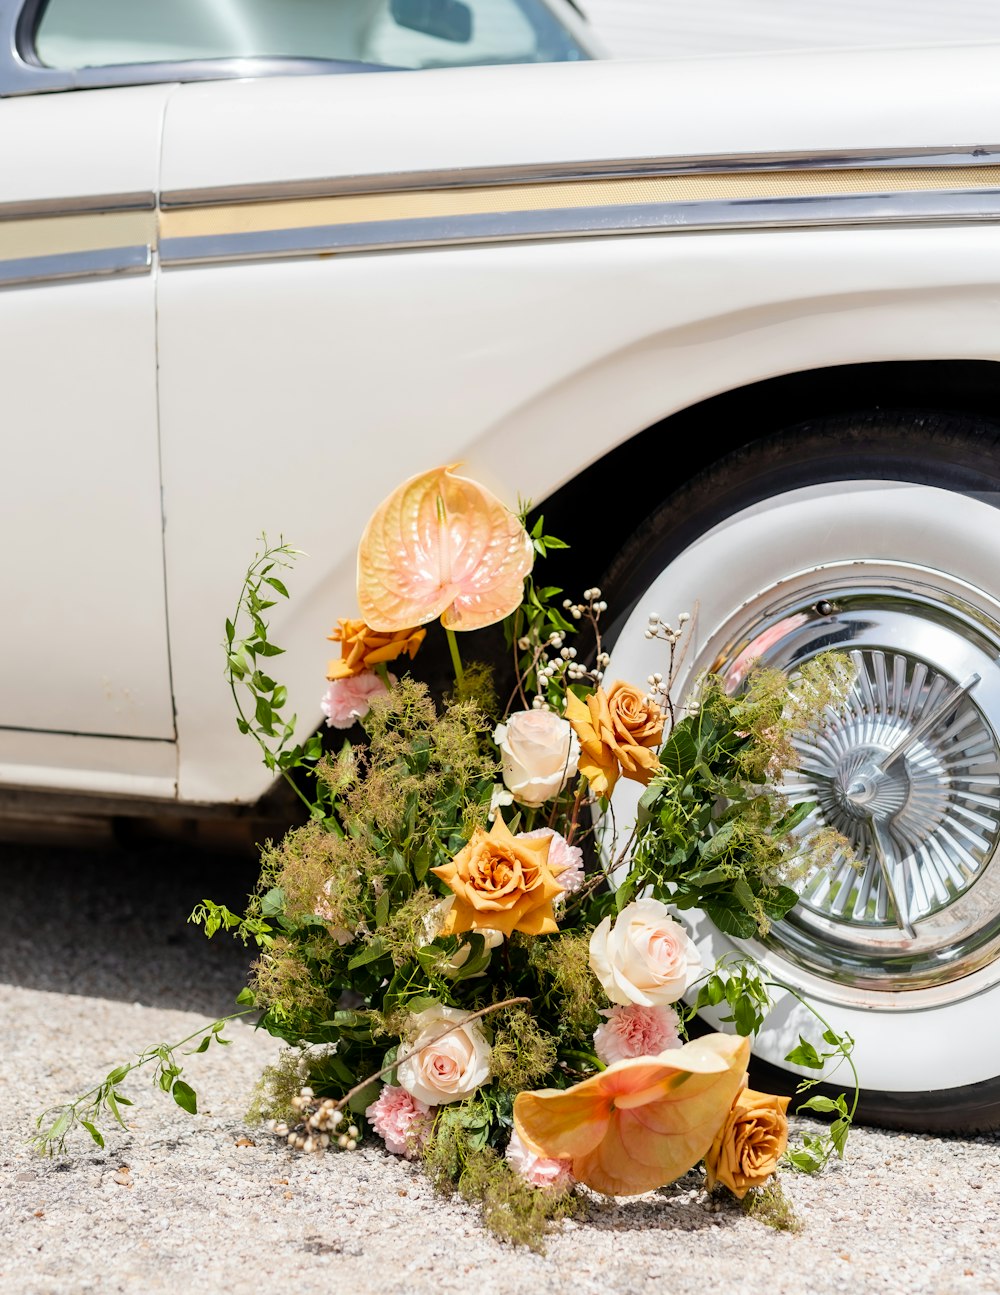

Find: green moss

[254,821,363,932]
[732,653,856,784]
[489,1007,558,1091]
[250,936,330,1025]
[370,887,440,969]
[422,1104,578,1251]
[526,930,603,1038]
[739,1177,803,1233]
[448,659,498,718]
[245,1047,306,1126]
[343,676,499,864]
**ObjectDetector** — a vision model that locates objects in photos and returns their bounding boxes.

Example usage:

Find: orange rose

[565,681,664,797]
[430,816,564,938]
[326,618,426,681]
[703,1080,790,1199]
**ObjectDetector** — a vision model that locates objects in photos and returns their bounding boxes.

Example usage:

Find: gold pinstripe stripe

[0,209,156,262]
[3,159,1000,278]
[157,165,1000,241]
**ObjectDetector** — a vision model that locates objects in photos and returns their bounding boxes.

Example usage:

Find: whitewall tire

[605,413,1000,1130]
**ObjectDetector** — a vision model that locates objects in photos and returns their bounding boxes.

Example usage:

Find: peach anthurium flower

[513,1033,750,1197]
[357,465,534,633]
[430,814,565,938]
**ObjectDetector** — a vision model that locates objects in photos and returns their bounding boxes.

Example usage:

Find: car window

[32,0,587,71]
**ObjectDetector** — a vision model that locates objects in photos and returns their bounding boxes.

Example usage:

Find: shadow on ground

[0,837,262,1016]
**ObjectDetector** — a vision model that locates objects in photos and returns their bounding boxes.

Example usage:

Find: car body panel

[0,83,176,798]
[7,45,1000,805]
[147,48,1000,803]
[157,228,1000,804]
[158,46,1000,190]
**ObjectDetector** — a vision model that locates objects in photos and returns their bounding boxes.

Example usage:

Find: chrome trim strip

[159,188,1000,266]
[159,145,1000,209]
[0,244,151,287]
[0,190,155,223]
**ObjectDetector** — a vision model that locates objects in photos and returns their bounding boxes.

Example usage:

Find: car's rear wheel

[605,410,1000,1131]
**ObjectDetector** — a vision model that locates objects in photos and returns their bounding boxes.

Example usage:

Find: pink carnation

[517,828,585,895]
[592,1003,682,1065]
[321,669,393,730]
[365,1084,432,1159]
[505,1127,574,1192]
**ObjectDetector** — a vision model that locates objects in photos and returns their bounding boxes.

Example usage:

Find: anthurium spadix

[357,465,534,632]
[513,1033,750,1196]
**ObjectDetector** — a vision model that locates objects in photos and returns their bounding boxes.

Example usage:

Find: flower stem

[445,627,465,688]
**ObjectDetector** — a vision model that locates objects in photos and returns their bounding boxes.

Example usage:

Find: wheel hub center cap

[686,567,1000,999]
[832,748,909,820]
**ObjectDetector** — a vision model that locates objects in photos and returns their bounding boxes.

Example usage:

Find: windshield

[33,0,589,72]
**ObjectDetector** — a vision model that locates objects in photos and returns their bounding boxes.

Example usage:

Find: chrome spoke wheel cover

[705,562,1000,1003]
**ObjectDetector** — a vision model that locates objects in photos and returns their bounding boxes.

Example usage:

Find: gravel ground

[3,839,999,1295]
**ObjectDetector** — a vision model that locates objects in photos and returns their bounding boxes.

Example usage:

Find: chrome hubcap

[706,564,1000,1000]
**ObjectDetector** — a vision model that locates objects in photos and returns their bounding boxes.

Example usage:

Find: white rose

[494,710,580,808]
[396,1005,492,1105]
[589,899,702,1007]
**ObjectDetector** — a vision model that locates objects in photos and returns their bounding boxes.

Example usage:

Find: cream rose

[494,710,580,808]
[589,898,701,1007]
[396,1005,492,1105]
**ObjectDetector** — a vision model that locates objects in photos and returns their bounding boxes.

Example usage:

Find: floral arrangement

[35,464,858,1246]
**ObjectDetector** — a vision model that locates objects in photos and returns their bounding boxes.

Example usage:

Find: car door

[0,46,176,794]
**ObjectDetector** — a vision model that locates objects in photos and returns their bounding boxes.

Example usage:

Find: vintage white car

[5,0,1000,1129]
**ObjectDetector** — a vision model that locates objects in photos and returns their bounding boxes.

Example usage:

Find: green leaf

[784,1036,823,1069]
[254,695,275,734]
[256,642,286,657]
[700,819,737,861]
[375,890,391,929]
[785,1147,824,1173]
[224,617,236,645]
[703,901,757,939]
[348,1080,380,1115]
[105,1091,128,1129]
[260,887,285,918]
[80,1120,105,1149]
[264,576,289,598]
[773,800,818,837]
[236,986,255,1006]
[614,876,636,912]
[188,1036,213,1054]
[761,885,799,920]
[731,875,757,913]
[659,726,698,777]
[171,1080,198,1115]
[46,1110,73,1144]
[685,865,731,888]
[107,1066,130,1085]
[796,1094,840,1114]
[830,1116,851,1157]
[348,937,389,970]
